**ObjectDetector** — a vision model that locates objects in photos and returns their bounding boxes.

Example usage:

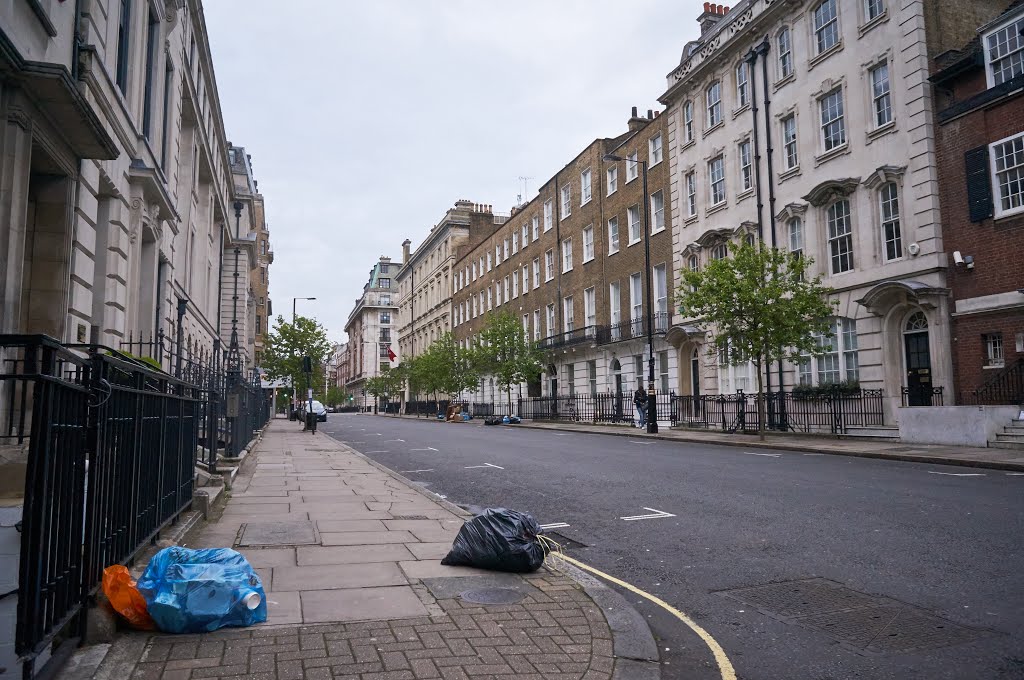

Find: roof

[933,0,1024,81]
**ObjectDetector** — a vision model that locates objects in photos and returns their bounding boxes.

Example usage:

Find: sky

[203,1,702,344]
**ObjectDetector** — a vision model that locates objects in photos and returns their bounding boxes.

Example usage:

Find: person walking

[633,386,647,429]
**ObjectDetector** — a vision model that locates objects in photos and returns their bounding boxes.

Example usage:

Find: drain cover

[238,521,318,546]
[459,588,526,605]
[718,578,992,655]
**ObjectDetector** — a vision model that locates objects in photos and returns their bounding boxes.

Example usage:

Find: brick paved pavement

[95,420,640,680]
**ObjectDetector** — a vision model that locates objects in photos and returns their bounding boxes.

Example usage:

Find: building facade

[230,145,273,365]
[931,1,1024,403]
[452,109,676,404]
[659,0,1009,420]
[344,256,399,411]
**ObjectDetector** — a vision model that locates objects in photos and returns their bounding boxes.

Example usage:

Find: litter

[102,565,155,630]
[441,508,546,573]
[136,547,267,633]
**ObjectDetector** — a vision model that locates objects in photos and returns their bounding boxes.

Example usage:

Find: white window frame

[739,140,753,192]
[562,237,573,272]
[546,303,556,337]
[584,287,596,329]
[532,215,540,241]
[653,264,668,325]
[503,238,509,260]
[543,200,553,231]
[989,131,1024,218]
[706,81,722,128]
[545,249,555,282]
[880,182,903,261]
[583,225,595,262]
[651,190,665,232]
[820,87,846,152]
[521,223,529,248]
[798,317,859,385]
[533,309,542,341]
[984,333,1005,368]
[709,156,726,206]
[561,184,572,218]
[504,276,510,302]
[788,217,804,261]
[684,101,695,143]
[827,199,855,274]
[782,114,798,169]
[869,61,892,128]
[627,205,641,244]
[607,166,618,195]
[563,296,575,333]
[512,273,519,298]
[626,151,639,182]
[533,257,541,288]
[629,273,643,334]
[608,217,620,254]
[736,62,749,108]
[512,232,519,255]
[581,168,592,205]
[778,27,793,79]
[865,0,885,22]
[522,265,529,295]
[983,13,1024,88]
[649,133,663,166]
[609,281,621,339]
[686,171,697,217]
[813,0,840,55]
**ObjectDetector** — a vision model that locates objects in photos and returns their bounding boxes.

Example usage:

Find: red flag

[387,345,397,362]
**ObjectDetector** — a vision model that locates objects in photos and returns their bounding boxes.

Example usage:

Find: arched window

[777,27,793,78]
[711,243,728,260]
[706,81,722,127]
[788,217,803,260]
[880,182,903,261]
[688,254,700,272]
[744,233,756,247]
[905,311,928,332]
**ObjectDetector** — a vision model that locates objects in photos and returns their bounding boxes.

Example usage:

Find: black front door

[904,331,933,406]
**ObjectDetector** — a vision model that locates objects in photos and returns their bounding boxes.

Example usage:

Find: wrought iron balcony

[536,325,600,350]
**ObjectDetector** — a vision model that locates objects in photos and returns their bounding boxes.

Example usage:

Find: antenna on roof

[517,176,534,205]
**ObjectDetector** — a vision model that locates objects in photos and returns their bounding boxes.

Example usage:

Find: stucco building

[344,256,399,411]
[658,0,1010,420]
[230,145,273,365]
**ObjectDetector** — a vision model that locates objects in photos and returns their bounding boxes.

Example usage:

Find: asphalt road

[317,413,1024,680]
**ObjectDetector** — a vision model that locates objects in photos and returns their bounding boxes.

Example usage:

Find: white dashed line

[744,452,781,458]
[540,522,571,530]
[410,447,439,452]
[927,471,985,477]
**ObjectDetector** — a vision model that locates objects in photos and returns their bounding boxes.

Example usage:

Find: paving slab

[296,544,417,566]
[397,560,495,580]
[238,521,318,547]
[262,591,302,625]
[318,530,417,546]
[271,562,407,591]
[406,542,452,560]
[299,585,429,623]
[236,547,297,568]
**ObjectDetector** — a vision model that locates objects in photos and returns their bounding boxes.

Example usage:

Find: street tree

[676,241,837,440]
[410,333,479,411]
[475,311,545,414]
[261,315,332,402]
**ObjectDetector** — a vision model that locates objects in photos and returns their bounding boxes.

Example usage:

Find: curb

[320,428,662,679]
[365,412,1024,472]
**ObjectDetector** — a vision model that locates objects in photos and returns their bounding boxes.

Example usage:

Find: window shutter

[965,145,993,222]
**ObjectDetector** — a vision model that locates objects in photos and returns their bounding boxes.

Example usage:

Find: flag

[387,345,397,362]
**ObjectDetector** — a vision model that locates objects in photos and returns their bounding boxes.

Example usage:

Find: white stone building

[344,257,399,411]
[659,0,1006,420]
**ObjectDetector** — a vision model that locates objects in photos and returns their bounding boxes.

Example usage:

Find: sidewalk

[379,413,1024,472]
[92,419,657,680]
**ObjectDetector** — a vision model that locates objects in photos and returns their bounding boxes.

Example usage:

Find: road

[318,413,1024,680]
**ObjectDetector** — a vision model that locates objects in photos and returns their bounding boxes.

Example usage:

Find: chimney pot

[647,109,654,119]
[724,5,730,11]
[704,1,710,10]
[631,105,638,117]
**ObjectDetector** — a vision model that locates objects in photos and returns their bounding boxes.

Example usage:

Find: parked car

[298,400,328,422]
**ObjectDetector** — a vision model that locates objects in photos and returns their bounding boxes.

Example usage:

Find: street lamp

[603,153,658,433]
[293,297,317,324]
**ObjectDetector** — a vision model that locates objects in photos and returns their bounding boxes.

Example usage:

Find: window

[380,328,392,342]
[880,183,903,260]
[562,237,573,272]
[627,151,639,182]
[544,250,554,281]
[739,140,753,191]
[813,0,840,55]
[709,156,726,205]
[581,169,592,204]
[629,274,643,337]
[522,314,529,336]
[984,333,1004,368]
[649,133,663,165]
[634,355,644,389]
[115,0,132,93]
[379,278,391,288]
[534,310,542,341]
[380,294,391,306]
[522,265,529,295]
[984,14,1024,87]
[866,0,885,21]
[487,287,493,310]
[561,185,572,218]
[520,223,529,248]
[736,62,749,107]
[471,263,477,281]
[658,351,670,394]
[472,296,478,318]
[799,317,859,385]
[256,315,262,334]
[583,226,595,262]
[380,311,391,324]
[380,263,390,274]
[711,243,728,260]
[584,287,596,330]
[870,62,892,127]
[653,264,668,331]
[532,216,540,241]
[504,276,511,302]
[820,88,846,151]
[609,282,621,338]
[782,115,798,169]
[991,132,1024,217]
[628,205,641,244]
[684,101,695,143]
[533,258,541,288]
[607,166,618,195]
[788,217,803,261]
[651,191,665,232]
[778,28,793,79]
[588,360,598,395]
[686,172,697,217]
[543,200,553,231]
[142,8,160,138]
[566,363,576,396]
[608,217,620,254]
[707,81,722,127]
[563,296,575,333]
[512,233,518,255]
[827,199,854,273]
[546,304,556,337]
[487,252,493,271]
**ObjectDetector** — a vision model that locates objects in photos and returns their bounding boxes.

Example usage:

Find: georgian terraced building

[452,109,676,402]
[658,0,1010,419]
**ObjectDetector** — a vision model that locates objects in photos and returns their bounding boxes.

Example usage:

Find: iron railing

[901,385,944,407]
[969,358,1024,406]
[518,392,674,425]
[673,389,885,434]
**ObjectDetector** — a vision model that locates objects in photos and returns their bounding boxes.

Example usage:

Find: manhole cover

[460,588,526,605]
[718,579,993,655]
[238,521,318,546]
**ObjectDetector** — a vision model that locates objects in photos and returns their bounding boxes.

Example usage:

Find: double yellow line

[557,553,737,680]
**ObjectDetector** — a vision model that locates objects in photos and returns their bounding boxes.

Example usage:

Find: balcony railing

[537,325,599,350]
[535,314,673,350]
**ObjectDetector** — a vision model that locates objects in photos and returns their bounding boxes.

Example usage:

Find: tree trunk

[756,356,765,441]
[507,386,513,416]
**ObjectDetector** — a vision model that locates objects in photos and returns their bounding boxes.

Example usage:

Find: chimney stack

[628,105,648,132]
[698,1,728,36]
[402,239,411,264]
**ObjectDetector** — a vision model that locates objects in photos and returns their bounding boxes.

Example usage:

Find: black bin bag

[441,508,545,573]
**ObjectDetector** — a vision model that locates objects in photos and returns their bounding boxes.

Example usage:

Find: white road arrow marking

[744,452,781,457]
[401,469,435,473]
[410,447,439,452]
[540,522,571,530]
[927,471,985,477]
[464,463,505,470]
[621,507,676,521]
[382,439,405,443]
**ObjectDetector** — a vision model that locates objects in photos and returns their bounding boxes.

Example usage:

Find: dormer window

[984,13,1024,87]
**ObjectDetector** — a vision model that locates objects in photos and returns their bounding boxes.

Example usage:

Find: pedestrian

[633,386,647,429]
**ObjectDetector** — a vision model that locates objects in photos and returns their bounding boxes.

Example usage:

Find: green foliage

[407,332,479,401]
[676,241,837,438]
[475,312,545,410]
[325,386,348,406]
[261,315,332,398]
[112,351,163,371]
[791,379,861,399]
[365,366,405,400]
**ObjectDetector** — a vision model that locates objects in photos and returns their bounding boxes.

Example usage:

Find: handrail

[971,357,1024,405]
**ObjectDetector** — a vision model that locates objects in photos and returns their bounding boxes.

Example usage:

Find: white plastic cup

[243,592,262,610]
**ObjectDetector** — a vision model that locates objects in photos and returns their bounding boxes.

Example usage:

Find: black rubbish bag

[441,508,545,573]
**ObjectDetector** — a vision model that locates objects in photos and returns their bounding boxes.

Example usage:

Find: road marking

[410,447,439,452]
[744,452,781,457]
[927,471,985,477]
[553,433,571,436]
[540,522,570,530]
[364,450,389,454]
[621,507,676,521]
[401,468,435,473]
[628,440,654,445]
[382,439,405,443]
[1006,472,1024,476]
[464,463,505,470]
[433,492,447,499]
[554,554,736,680]
[803,453,825,456]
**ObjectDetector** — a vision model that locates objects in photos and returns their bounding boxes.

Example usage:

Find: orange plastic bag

[102,565,156,630]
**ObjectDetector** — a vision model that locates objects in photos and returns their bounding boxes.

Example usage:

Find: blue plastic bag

[136,547,267,633]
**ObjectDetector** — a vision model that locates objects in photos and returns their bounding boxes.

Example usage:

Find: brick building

[452,109,675,403]
[931,0,1024,403]
[658,0,1009,421]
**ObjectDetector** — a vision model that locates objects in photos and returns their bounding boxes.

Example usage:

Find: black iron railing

[901,385,944,407]
[536,325,600,350]
[969,358,1024,406]
[673,389,885,434]
[519,392,674,425]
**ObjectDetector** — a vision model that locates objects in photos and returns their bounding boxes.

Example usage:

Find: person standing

[633,386,647,429]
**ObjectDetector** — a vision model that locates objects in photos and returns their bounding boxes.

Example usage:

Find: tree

[408,333,479,411]
[325,385,347,407]
[261,315,332,403]
[475,312,545,413]
[676,241,837,440]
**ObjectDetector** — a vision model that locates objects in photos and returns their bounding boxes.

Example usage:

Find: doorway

[903,311,933,406]
[611,358,623,422]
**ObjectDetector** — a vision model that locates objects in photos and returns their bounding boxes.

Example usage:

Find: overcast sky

[203,1,701,344]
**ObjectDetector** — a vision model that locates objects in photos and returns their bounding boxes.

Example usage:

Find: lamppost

[293,297,317,324]
[603,153,658,433]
